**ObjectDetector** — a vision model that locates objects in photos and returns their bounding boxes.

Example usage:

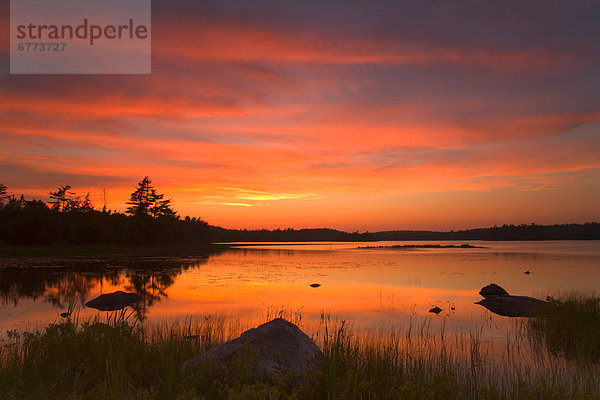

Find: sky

[1,0,599,231]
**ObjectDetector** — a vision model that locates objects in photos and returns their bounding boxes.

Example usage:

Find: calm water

[1,241,599,337]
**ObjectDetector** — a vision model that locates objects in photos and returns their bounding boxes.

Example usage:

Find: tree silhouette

[48,185,94,212]
[0,181,210,246]
[78,193,94,212]
[48,185,74,211]
[126,177,176,219]
[0,183,8,206]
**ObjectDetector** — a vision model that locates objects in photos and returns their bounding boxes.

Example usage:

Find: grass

[527,293,600,363]
[1,308,599,400]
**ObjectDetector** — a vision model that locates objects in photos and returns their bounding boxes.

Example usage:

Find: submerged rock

[85,291,142,311]
[182,318,323,378]
[479,283,510,298]
[309,283,321,288]
[476,295,546,317]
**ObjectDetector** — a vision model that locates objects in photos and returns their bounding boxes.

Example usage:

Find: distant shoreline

[2,238,599,260]
[210,222,600,242]
[0,222,598,257]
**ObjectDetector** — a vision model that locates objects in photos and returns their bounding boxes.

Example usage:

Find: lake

[1,240,599,338]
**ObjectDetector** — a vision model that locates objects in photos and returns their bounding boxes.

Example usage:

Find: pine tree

[126,177,176,218]
[48,185,93,212]
[48,185,75,211]
[0,183,8,206]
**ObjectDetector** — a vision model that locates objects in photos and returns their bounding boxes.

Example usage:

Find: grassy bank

[527,294,600,363]
[1,310,599,400]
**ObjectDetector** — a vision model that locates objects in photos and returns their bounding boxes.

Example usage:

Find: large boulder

[479,283,510,298]
[182,318,322,378]
[85,291,142,311]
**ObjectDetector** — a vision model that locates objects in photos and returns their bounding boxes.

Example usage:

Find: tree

[0,183,8,206]
[48,185,74,211]
[126,177,176,219]
[79,193,94,212]
[48,185,93,212]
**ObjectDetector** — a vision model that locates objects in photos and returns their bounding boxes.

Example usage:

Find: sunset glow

[2,1,599,230]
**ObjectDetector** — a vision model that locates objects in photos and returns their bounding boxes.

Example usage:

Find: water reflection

[0,255,216,323]
[0,268,114,307]
[0,241,598,333]
[123,270,179,320]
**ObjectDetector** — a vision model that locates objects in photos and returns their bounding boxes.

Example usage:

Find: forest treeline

[0,180,598,246]
[210,223,600,242]
[210,227,372,242]
[0,179,210,246]
[370,223,600,241]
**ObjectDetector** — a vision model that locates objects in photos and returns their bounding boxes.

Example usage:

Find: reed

[527,293,600,363]
[1,308,599,399]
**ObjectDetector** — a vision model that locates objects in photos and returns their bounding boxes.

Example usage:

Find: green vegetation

[1,312,599,400]
[528,294,600,363]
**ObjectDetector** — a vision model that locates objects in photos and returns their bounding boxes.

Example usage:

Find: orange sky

[1,2,599,230]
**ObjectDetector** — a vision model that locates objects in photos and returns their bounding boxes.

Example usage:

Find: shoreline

[0,243,230,259]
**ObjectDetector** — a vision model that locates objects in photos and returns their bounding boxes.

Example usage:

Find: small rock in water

[524,270,531,275]
[60,312,71,318]
[309,283,321,288]
[85,291,142,311]
[429,306,442,314]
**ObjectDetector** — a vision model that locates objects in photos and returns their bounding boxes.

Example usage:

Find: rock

[182,318,323,378]
[60,312,71,318]
[479,283,509,298]
[85,291,142,311]
[429,306,442,314]
[477,284,547,317]
[476,295,546,317]
[309,283,321,288]
[524,270,531,275]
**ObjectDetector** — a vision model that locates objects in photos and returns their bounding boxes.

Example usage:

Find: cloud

[152,20,584,75]
[2,1,599,228]
[221,202,255,207]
